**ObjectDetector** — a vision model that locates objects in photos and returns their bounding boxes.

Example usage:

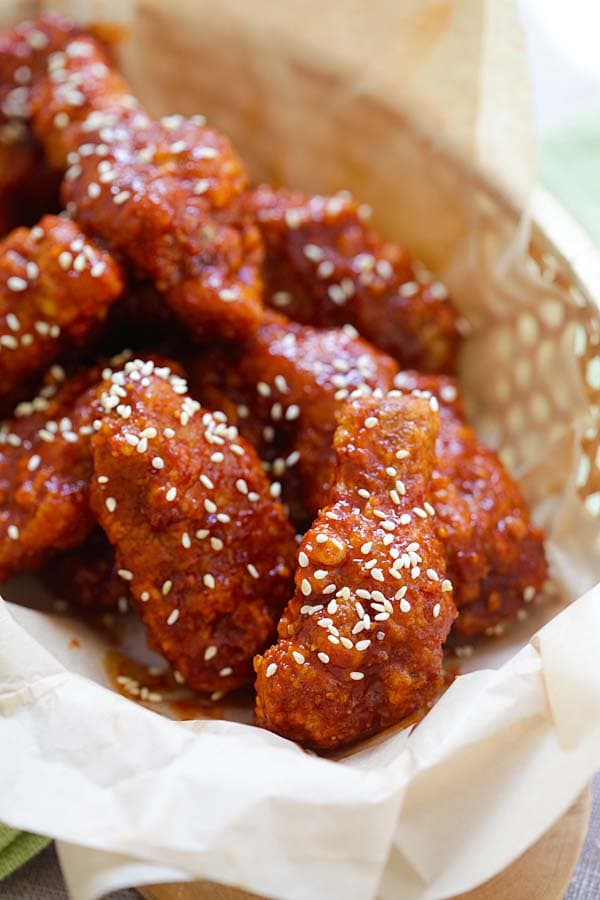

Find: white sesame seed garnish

[413,507,427,519]
[152,456,164,469]
[358,488,371,499]
[204,498,217,514]
[196,529,209,539]
[118,569,133,581]
[292,651,305,665]
[328,634,340,645]
[400,598,411,613]
[87,182,101,199]
[200,474,214,489]
[247,563,260,579]
[27,454,41,472]
[424,502,436,516]
[166,487,177,502]
[314,569,327,580]
[162,579,173,596]
[350,671,364,681]
[167,608,179,625]
[524,585,536,602]
[203,573,216,589]
[219,666,233,677]
[204,645,217,661]
[113,190,131,205]
[433,603,441,618]
[7,524,19,540]
[301,578,312,596]
[427,569,439,582]
[266,663,278,678]
[105,497,117,512]
[298,551,309,567]
[317,652,330,664]
[97,475,109,484]
[7,276,27,292]
[364,416,378,429]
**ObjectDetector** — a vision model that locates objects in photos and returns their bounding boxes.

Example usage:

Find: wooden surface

[139,786,591,900]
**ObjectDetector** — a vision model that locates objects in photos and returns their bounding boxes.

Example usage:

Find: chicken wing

[394,371,548,637]
[0,215,124,404]
[254,392,456,750]
[249,185,460,373]
[90,358,296,693]
[22,27,262,342]
[188,311,397,524]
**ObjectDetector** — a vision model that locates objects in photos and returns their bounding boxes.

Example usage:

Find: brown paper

[2,2,600,898]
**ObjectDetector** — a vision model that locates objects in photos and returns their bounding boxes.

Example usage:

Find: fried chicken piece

[249,185,460,373]
[39,529,128,612]
[0,15,81,231]
[24,27,262,342]
[0,215,124,403]
[0,350,181,583]
[255,393,457,750]
[90,358,296,693]
[0,363,100,581]
[188,311,397,523]
[394,372,547,638]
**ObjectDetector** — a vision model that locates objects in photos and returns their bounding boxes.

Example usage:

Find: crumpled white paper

[1,1,600,899]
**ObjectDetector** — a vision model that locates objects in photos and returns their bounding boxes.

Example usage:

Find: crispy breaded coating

[0,350,181,583]
[39,529,128,612]
[90,359,296,693]
[394,372,547,638]
[255,393,456,750]
[26,30,263,342]
[249,185,460,373]
[188,311,397,523]
[0,215,124,402]
[0,14,80,230]
[0,364,100,581]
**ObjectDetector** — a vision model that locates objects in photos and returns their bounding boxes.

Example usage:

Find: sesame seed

[317,652,330,664]
[413,507,427,519]
[433,603,441,618]
[285,404,301,421]
[7,276,27,292]
[166,487,177,502]
[314,569,328,580]
[328,634,340,645]
[298,551,309,567]
[105,497,117,512]
[358,488,371,499]
[364,416,378,429]
[292,651,305,665]
[301,578,312,596]
[204,645,217,661]
[113,190,131,205]
[424,502,436,516]
[400,598,411,613]
[97,475,109,484]
[162,579,173,595]
[269,482,282,498]
[266,663,278,678]
[350,671,364,681]
[200,474,214,489]
[395,480,406,495]
[203,573,216,589]
[219,666,233,677]
[399,513,411,525]
[235,478,248,495]
[204,499,217,514]
[7,525,19,540]
[87,182,101,198]
[27,454,41,472]
[118,569,133,581]
[167,608,179,625]
[152,456,164,469]
[196,529,209,539]
[247,563,260,579]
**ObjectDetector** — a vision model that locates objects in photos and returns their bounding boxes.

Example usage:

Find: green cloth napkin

[0,824,50,880]
[0,112,598,885]
[539,111,600,246]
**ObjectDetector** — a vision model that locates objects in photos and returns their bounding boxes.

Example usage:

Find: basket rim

[532,185,600,307]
